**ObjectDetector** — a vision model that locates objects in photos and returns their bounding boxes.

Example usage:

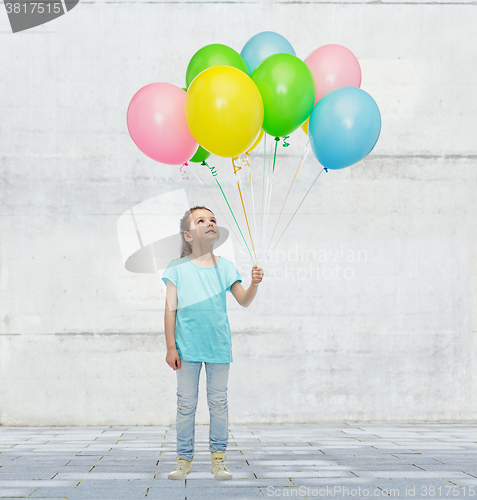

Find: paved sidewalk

[0,424,476,499]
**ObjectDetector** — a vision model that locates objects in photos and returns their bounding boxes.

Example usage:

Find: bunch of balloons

[126,31,381,171]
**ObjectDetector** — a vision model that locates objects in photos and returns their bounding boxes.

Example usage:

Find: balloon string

[260,135,274,266]
[187,162,252,262]
[262,166,326,264]
[245,152,258,251]
[232,157,258,264]
[282,136,290,148]
[272,137,279,173]
[208,160,255,264]
[260,138,278,266]
[265,138,279,239]
[259,133,267,265]
[179,163,189,180]
[237,155,254,245]
[263,141,311,262]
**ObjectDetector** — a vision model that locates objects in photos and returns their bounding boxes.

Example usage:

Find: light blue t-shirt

[161,255,242,363]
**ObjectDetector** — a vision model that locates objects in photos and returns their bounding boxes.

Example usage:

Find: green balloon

[185,44,250,89]
[189,145,211,163]
[251,53,315,138]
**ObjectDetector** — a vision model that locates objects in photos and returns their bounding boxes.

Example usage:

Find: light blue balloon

[309,87,381,170]
[241,31,295,74]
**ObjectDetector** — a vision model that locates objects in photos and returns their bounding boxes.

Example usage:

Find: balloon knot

[179,163,189,180]
[274,137,280,142]
[232,157,242,174]
[208,164,218,177]
[324,167,328,173]
[201,161,207,166]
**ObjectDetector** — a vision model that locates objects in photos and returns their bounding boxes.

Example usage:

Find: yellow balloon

[185,66,264,158]
[246,129,264,154]
[301,117,309,135]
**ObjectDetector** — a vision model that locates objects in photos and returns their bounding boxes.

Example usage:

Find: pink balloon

[304,44,362,104]
[127,83,198,165]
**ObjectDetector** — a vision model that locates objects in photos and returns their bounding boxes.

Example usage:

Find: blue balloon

[309,87,381,170]
[241,31,295,74]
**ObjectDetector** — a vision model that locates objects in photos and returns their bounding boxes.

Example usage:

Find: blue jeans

[176,359,230,461]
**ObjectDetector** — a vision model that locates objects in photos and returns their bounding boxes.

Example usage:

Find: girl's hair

[179,206,216,258]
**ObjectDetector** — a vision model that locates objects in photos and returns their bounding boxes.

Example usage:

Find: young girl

[162,205,264,481]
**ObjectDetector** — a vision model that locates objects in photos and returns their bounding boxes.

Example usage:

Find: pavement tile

[0,471,58,480]
[184,478,294,487]
[60,486,149,500]
[0,487,39,497]
[143,487,187,500]
[27,485,84,498]
[53,471,155,480]
[183,486,263,499]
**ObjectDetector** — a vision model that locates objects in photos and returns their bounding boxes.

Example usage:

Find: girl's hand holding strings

[251,264,264,287]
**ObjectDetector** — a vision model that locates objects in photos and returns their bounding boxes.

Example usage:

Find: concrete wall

[0,0,476,424]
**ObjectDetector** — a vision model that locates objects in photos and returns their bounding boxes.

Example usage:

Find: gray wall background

[0,0,476,425]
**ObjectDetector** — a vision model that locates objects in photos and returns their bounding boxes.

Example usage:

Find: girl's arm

[231,265,264,308]
[164,281,181,370]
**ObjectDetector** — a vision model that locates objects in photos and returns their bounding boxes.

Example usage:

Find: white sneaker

[168,456,192,480]
[211,451,232,480]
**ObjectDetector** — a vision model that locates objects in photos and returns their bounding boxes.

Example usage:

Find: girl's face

[185,209,220,247]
